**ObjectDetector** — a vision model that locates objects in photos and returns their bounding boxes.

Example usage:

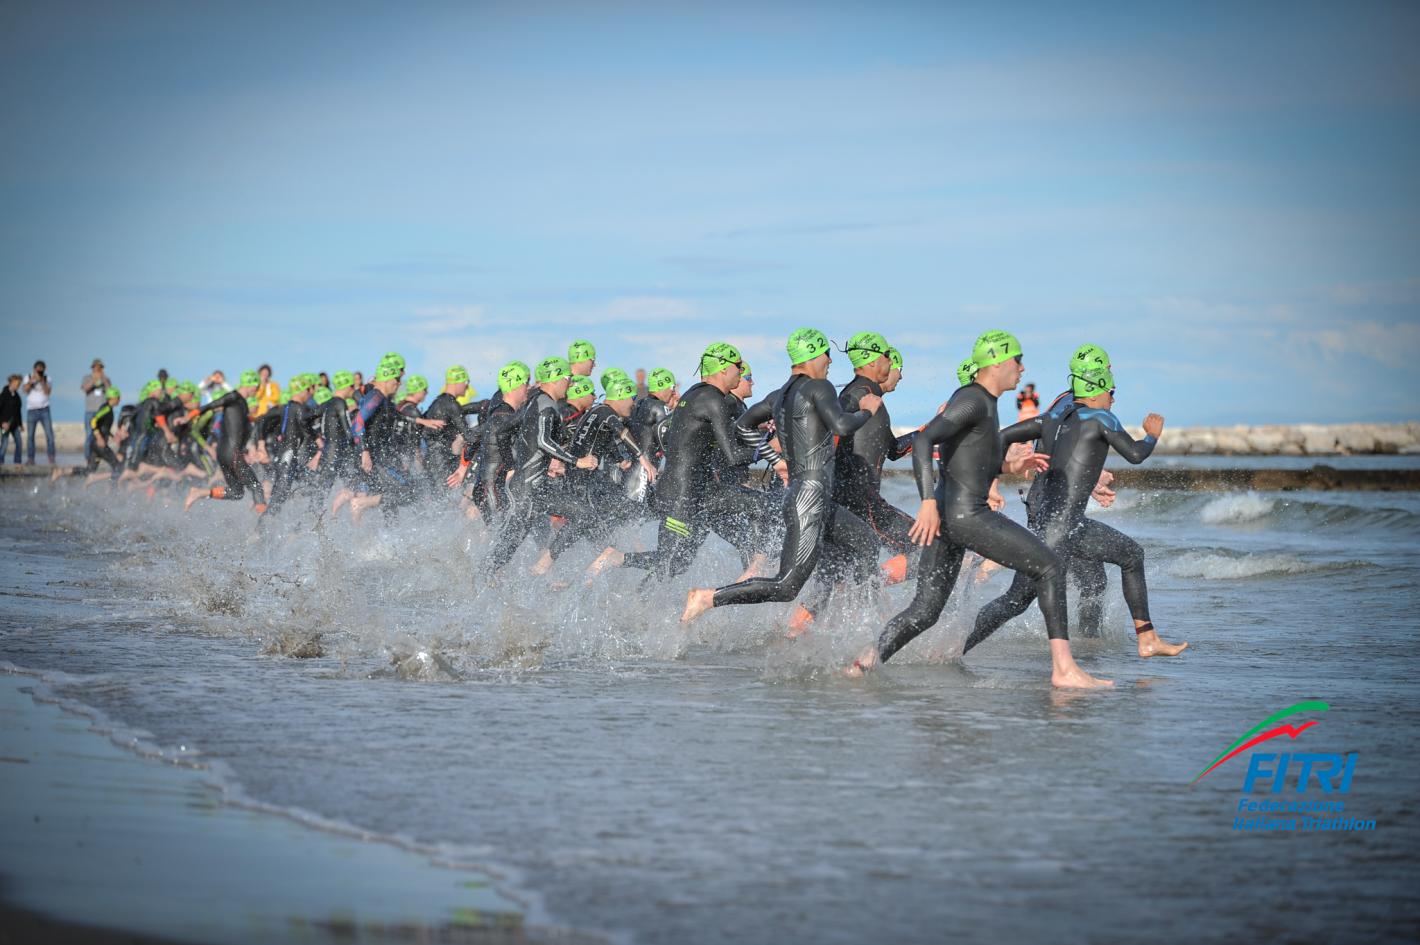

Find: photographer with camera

[23,360,55,464]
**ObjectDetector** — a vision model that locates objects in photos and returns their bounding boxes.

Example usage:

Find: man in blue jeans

[0,374,22,464]
[23,360,55,464]
[80,358,111,464]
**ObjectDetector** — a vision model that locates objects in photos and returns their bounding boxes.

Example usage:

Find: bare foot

[49,468,64,482]
[1137,628,1188,658]
[1049,639,1112,688]
[331,488,354,514]
[681,588,714,623]
[183,487,206,511]
[531,550,554,576]
[973,558,1001,585]
[843,645,879,678]
[880,554,908,586]
[733,552,767,583]
[252,503,268,516]
[786,604,814,639]
[350,494,381,524]
[587,547,623,578]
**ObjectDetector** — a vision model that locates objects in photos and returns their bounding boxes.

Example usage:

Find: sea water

[1,470,1418,944]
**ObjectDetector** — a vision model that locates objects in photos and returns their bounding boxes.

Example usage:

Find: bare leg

[531,549,554,576]
[350,493,381,524]
[183,486,207,511]
[331,488,354,514]
[1049,639,1112,689]
[733,552,768,584]
[786,603,814,639]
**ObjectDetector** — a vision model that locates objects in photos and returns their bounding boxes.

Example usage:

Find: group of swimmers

[81,329,1186,688]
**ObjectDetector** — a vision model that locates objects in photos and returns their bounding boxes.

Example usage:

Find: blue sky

[3,0,1417,425]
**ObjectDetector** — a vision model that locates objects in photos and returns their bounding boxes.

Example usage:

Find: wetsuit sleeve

[197,390,235,417]
[351,393,382,448]
[912,392,987,500]
[461,399,487,416]
[90,405,111,430]
[1099,413,1156,464]
[730,394,776,466]
[888,431,915,460]
[808,379,870,436]
[1000,417,1043,446]
[536,406,580,465]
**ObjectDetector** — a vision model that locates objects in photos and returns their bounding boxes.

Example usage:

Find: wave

[1163,550,1369,581]
[1199,493,1276,524]
[1094,489,1420,535]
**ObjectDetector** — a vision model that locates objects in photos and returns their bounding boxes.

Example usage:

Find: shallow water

[2,476,1418,944]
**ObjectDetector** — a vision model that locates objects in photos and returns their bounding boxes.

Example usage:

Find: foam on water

[1164,549,1367,580]
[1198,492,1277,524]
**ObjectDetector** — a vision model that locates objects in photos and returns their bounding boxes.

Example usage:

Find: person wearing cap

[314,370,361,503]
[829,332,920,596]
[485,356,596,575]
[848,330,1111,689]
[117,380,166,481]
[681,328,882,625]
[533,374,660,573]
[628,367,677,461]
[568,339,597,379]
[343,359,446,522]
[81,358,111,464]
[84,386,124,479]
[420,366,488,488]
[589,342,782,585]
[970,364,1184,660]
[249,375,320,516]
[180,370,266,513]
[446,361,532,519]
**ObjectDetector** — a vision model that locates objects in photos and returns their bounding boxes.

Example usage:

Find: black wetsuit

[422,392,484,485]
[969,405,1157,651]
[463,392,518,516]
[487,391,581,572]
[314,395,357,490]
[876,383,1063,662]
[711,374,878,608]
[548,403,646,559]
[619,382,772,580]
[254,399,318,513]
[125,398,161,471]
[197,391,262,505]
[832,375,917,556]
[87,403,122,475]
[352,389,427,509]
[629,395,672,461]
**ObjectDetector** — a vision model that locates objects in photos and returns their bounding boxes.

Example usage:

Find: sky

[3,0,1417,425]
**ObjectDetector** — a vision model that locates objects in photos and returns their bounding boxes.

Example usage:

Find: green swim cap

[178,381,199,398]
[141,380,161,397]
[566,376,596,401]
[247,396,260,410]
[567,339,597,364]
[600,367,630,392]
[888,346,903,371]
[404,374,429,396]
[741,362,752,380]
[331,370,355,391]
[446,364,469,385]
[239,369,260,387]
[345,396,357,409]
[647,367,676,393]
[278,390,291,405]
[845,331,891,369]
[699,342,743,377]
[288,375,310,394]
[956,357,978,386]
[605,376,637,401]
[1069,343,1111,375]
[786,327,831,365]
[375,361,402,383]
[312,387,333,405]
[1072,366,1115,398]
[105,386,121,400]
[498,360,531,393]
[381,351,405,371]
[972,330,1022,368]
[535,356,572,384]
[163,379,178,393]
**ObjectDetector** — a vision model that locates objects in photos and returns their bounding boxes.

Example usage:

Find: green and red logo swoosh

[1192,700,1330,783]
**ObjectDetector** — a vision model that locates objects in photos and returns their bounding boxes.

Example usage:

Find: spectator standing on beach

[199,370,232,405]
[254,364,280,417]
[1016,382,1040,422]
[0,375,22,464]
[635,368,648,399]
[80,358,111,463]
[23,360,55,464]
